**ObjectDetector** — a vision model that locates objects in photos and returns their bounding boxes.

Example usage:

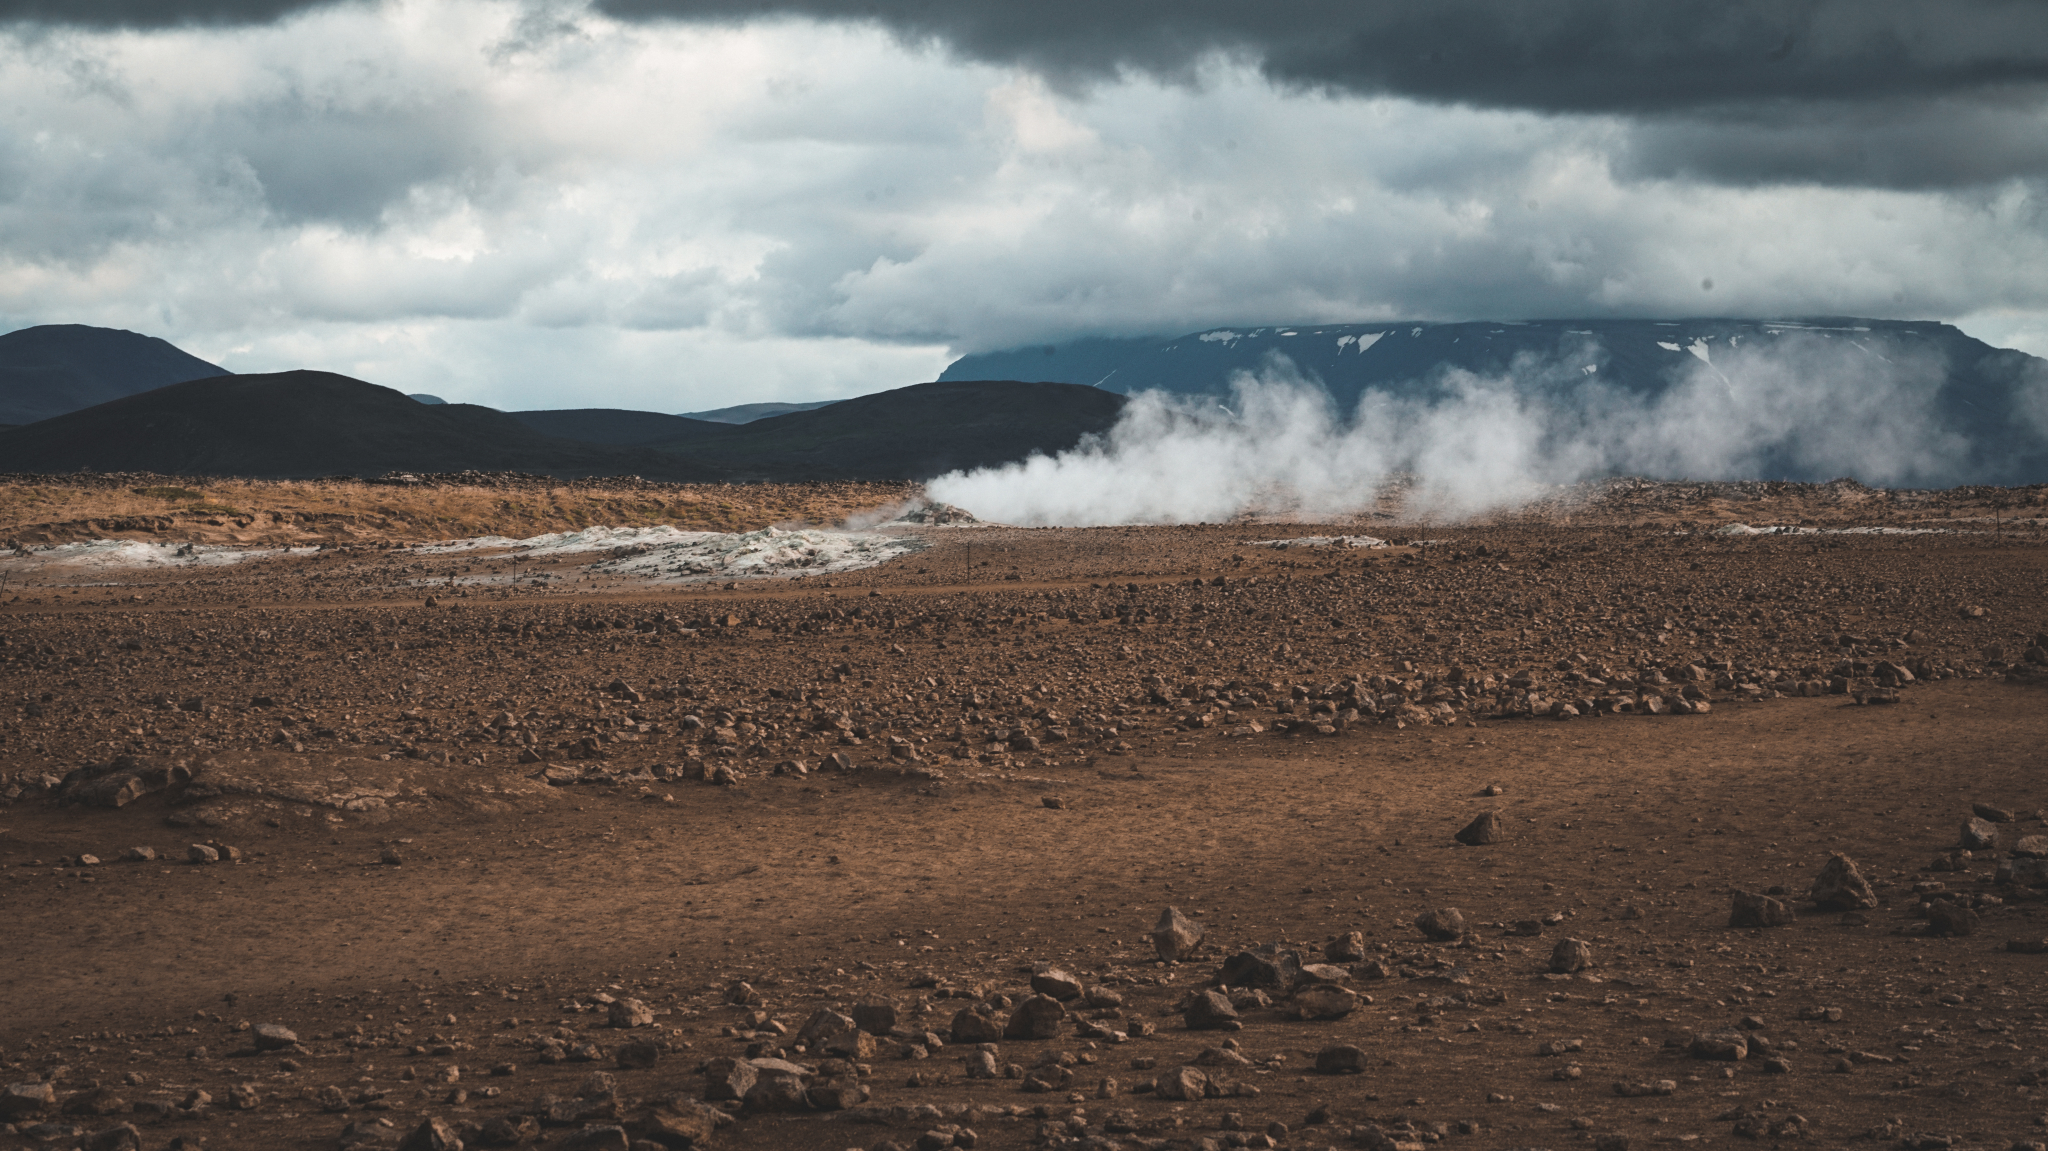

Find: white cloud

[0,0,2045,411]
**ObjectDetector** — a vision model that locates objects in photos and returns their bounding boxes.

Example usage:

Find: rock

[1029,966,1085,1001]
[1454,811,1501,846]
[1184,990,1241,1031]
[803,1080,868,1110]
[0,1081,56,1118]
[949,1008,1004,1045]
[1218,944,1302,989]
[187,843,219,865]
[608,998,654,1029]
[61,1087,127,1117]
[380,847,404,866]
[1002,995,1066,1041]
[2006,938,2048,955]
[701,1058,757,1103]
[227,1083,260,1110]
[120,847,156,862]
[1962,817,1999,850]
[1690,1032,1749,1061]
[1152,906,1205,962]
[851,1001,898,1034]
[963,1049,1001,1079]
[1549,938,1595,974]
[394,1116,464,1151]
[556,1126,630,1151]
[1927,900,1979,937]
[1324,931,1366,963]
[252,1023,298,1051]
[81,1124,142,1151]
[1728,891,1794,928]
[1314,1045,1367,1074]
[1414,908,1466,941]
[2014,836,2048,859]
[1806,853,1879,910]
[1974,803,2017,823]
[614,1041,660,1069]
[1612,1079,1676,1098]
[795,1009,874,1058]
[631,1098,727,1147]
[1154,1066,1210,1101]
[740,1058,813,1113]
[1292,984,1359,1020]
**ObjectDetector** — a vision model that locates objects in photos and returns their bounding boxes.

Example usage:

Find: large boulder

[1806,853,1878,910]
[1002,995,1066,1041]
[1292,984,1359,1020]
[1217,944,1302,990]
[949,1007,1004,1045]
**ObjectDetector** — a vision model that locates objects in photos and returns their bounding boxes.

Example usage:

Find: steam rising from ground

[927,333,1995,525]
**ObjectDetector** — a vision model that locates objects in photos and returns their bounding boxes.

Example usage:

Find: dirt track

[3,496,2047,1151]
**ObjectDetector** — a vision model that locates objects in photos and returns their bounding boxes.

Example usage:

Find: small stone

[614,1040,660,1069]
[1041,796,1064,809]
[608,998,654,1029]
[1480,783,1505,796]
[81,1124,142,1151]
[1690,1032,1749,1061]
[852,1001,899,1034]
[394,1115,463,1151]
[1728,890,1794,928]
[1549,938,1595,974]
[120,847,156,862]
[1962,817,1999,850]
[1184,990,1240,1032]
[1612,1080,1676,1097]
[1314,1045,1367,1074]
[1324,931,1366,963]
[1292,984,1359,1020]
[1154,1066,1210,1101]
[1,1081,57,1118]
[2014,836,2048,859]
[1029,966,1085,1001]
[187,844,219,865]
[251,1023,298,1051]
[2005,938,2048,954]
[379,847,403,866]
[1974,803,2017,823]
[949,1008,1004,1045]
[1152,906,1205,962]
[1454,811,1501,846]
[1414,907,1466,941]
[1927,900,1979,937]
[1218,944,1302,989]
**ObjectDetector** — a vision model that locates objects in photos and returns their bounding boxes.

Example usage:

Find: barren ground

[2,478,2046,1151]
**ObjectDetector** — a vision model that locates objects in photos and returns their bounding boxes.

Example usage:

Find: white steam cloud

[925,333,1986,525]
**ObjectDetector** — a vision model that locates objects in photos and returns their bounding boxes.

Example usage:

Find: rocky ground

[1,479,2046,1151]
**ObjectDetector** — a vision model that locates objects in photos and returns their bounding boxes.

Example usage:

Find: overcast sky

[3,0,2046,411]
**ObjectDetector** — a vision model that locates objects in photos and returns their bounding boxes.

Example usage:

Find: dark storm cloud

[18,0,2046,115]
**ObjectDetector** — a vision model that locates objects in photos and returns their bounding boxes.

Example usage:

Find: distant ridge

[0,324,228,426]
[0,371,733,482]
[681,399,838,424]
[0,373,1124,482]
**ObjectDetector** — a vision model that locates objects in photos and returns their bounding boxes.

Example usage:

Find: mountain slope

[679,400,839,424]
[0,324,229,426]
[651,380,1128,480]
[0,372,733,481]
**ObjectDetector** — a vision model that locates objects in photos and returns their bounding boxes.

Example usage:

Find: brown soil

[2,483,2047,1151]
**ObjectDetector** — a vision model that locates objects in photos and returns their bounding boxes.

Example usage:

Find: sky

[2,0,2046,412]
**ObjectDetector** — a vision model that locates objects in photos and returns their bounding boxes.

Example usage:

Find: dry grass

[0,477,920,546]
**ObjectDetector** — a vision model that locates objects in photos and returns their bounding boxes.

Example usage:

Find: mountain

[0,371,733,481]
[941,318,2048,485]
[645,381,1127,481]
[0,373,1122,482]
[0,324,229,426]
[409,393,448,404]
[506,408,736,448]
[680,400,838,424]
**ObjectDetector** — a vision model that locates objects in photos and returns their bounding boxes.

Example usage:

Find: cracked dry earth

[2,502,2048,1151]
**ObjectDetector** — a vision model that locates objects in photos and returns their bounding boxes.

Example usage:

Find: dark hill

[0,324,228,426]
[507,407,737,448]
[0,371,733,481]
[664,380,1129,480]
